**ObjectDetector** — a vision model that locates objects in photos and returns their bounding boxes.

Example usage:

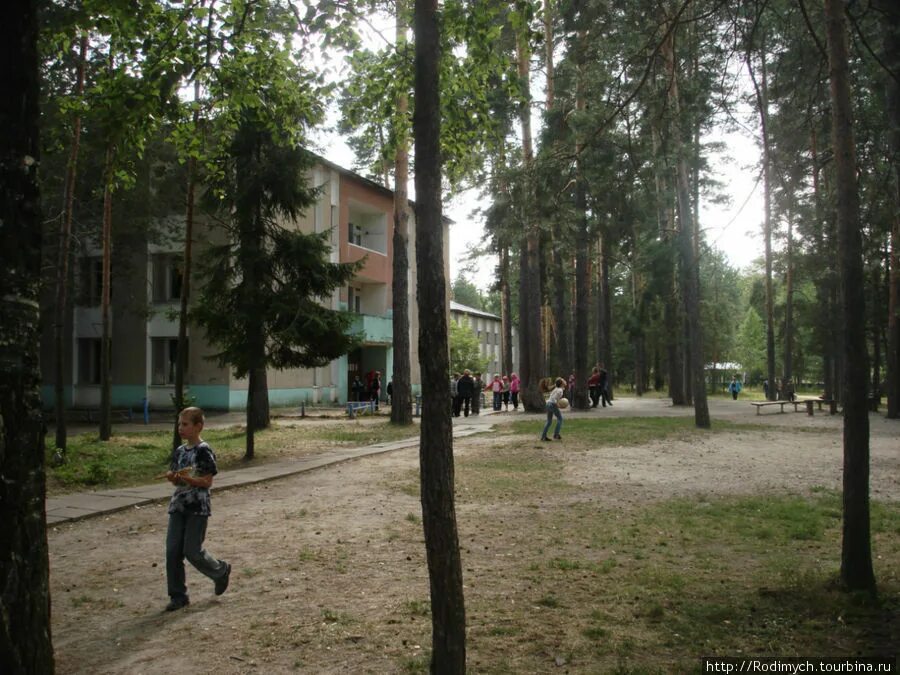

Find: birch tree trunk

[0,0,55,667]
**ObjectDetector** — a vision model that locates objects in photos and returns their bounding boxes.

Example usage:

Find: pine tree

[194,116,362,461]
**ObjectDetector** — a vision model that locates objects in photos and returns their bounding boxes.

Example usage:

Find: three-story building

[41,156,449,411]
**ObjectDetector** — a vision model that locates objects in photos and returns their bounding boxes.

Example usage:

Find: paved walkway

[45,413,500,525]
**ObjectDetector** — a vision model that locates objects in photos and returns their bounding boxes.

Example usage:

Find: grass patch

[509,416,762,446]
[45,420,418,494]
[403,599,431,617]
[491,491,899,670]
[455,446,566,501]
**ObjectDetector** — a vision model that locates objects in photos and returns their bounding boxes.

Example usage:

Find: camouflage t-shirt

[167,441,218,516]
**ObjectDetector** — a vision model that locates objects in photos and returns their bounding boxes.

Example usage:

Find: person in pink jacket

[488,374,503,411]
[509,373,521,410]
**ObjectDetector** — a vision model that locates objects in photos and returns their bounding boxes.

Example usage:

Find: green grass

[45,420,419,493]
[510,416,761,445]
[450,436,899,671]
[517,491,900,666]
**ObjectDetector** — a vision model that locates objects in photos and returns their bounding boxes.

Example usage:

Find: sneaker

[215,562,231,596]
[553,435,562,440]
[541,437,551,442]
[165,597,190,612]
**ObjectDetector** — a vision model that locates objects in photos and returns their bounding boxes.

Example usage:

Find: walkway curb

[46,424,488,526]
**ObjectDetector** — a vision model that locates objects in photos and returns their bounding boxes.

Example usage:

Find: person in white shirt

[541,377,566,441]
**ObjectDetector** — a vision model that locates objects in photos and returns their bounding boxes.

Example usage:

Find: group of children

[449,371,524,416]
[484,372,520,412]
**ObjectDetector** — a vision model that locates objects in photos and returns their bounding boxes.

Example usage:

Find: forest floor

[48,397,900,674]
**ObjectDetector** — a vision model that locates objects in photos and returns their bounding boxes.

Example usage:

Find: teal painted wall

[40,386,73,409]
[189,385,231,410]
[350,314,393,344]
[112,385,148,407]
[227,387,316,410]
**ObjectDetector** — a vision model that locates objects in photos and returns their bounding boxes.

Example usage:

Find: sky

[307,15,768,293]
[312,122,766,293]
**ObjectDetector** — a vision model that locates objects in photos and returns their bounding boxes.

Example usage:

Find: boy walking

[164,406,231,611]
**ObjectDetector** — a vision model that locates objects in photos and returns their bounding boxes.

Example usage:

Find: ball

[557,397,569,409]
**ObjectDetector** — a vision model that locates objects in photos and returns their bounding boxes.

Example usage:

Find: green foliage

[194,117,362,378]
[450,274,485,309]
[736,307,768,382]
[509,416,759,445]
[336,0,514,188]
[449,319,489,375]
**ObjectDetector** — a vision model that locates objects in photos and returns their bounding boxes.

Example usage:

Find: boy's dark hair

[180,406,205,425]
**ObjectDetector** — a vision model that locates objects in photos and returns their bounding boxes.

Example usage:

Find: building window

[77,338,102,384]
[348,287,361,313]
[152,255,183,303]
[349,222,362,246]
[151,337,185,385]
[79,258,104,306]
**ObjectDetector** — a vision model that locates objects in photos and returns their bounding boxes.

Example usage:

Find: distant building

[449,301,518,376]
[40,156,450,410]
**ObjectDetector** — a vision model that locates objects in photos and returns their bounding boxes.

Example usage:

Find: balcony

[350,313,393,346]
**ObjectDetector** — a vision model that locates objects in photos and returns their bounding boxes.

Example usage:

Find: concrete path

[45,415,496,526]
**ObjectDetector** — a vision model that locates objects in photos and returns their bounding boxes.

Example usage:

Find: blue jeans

[541,403,563,439]
[166,512,228,600]
[493,391,502,411]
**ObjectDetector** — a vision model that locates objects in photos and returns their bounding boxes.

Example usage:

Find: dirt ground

[48,399,900,674]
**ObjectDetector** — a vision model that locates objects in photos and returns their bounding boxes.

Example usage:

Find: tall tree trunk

[173,3,215,449]
[784,215,794,387]
[873,249,886,401]
[54,31,87,457]
[0,0,55,667]
[824,0,876,593]
[746,39,777,401]
[879,0,900,418]
[811,128,835,401]
[238,135,270,457]
[414,0,466,667]
[653,127,684,404]
[500,246,513,375]
[662,16,709,428]
[516,29,545,411]
[391,0,413,426]
[99,144,114,441]
[632,266,646,396]
[173,107,198,450]
[496,144,514,376]
[597,229,613,395]
[573,30,590,410]
[545,0,571,378]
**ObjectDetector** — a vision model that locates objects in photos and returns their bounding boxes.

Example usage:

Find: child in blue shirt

[164,406,231,611]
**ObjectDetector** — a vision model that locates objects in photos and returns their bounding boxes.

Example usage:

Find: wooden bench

[751,398,837,416]
[750,401,790,415]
